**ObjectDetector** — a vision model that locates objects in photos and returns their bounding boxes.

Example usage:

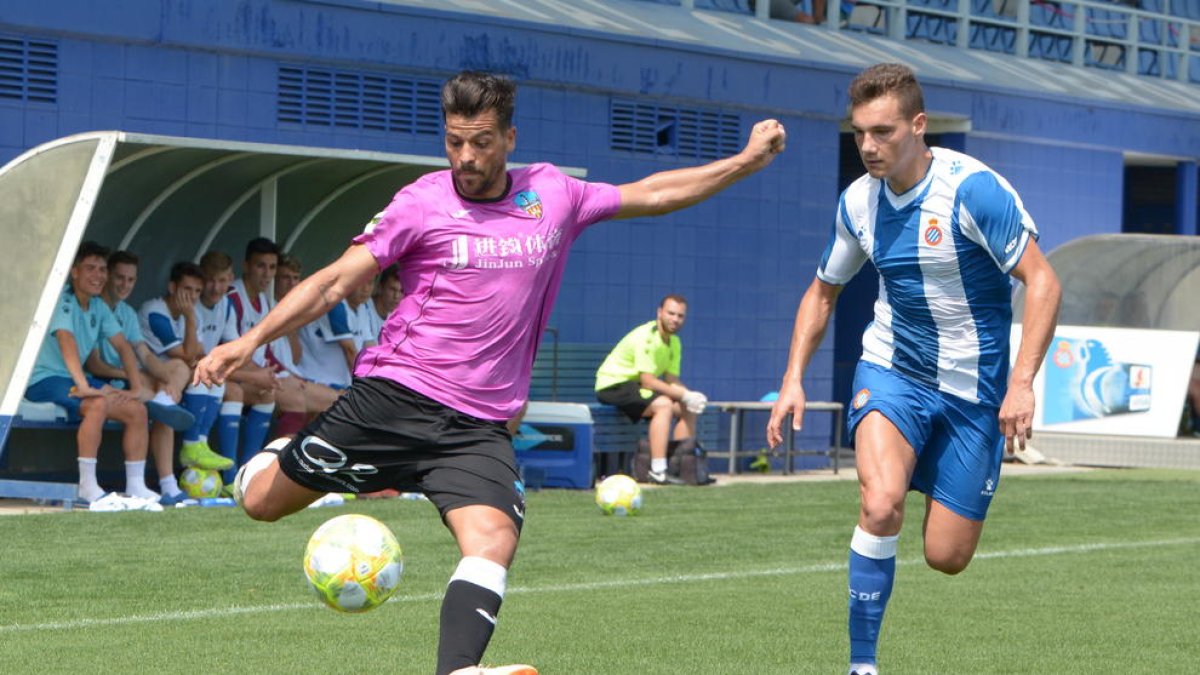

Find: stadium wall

[1,0,1198,422]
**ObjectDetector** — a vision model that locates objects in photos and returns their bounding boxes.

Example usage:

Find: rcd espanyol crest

[514,190,543,219]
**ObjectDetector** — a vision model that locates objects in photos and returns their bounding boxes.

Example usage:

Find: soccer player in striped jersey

[767,63,1061,675]
[137,260,234,501]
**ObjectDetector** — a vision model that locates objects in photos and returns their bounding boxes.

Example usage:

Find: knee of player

[925,549,972,575]
[648,397,673,414]
[117,399,148,424]
[241,493,282,522]
[457,514,520,560]
[168,358,191,381]
[79,396,109,417]
[859,492,904,530]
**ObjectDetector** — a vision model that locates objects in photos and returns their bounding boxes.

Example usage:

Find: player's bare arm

[195,245,378,386]
[615,119,786,219]
[638,371,686,401]
[109,334,146,394]
[172,287,204,365]
[57,331,102,398]
[1000,239,1061,451]
[84,348,126,380]
[767,277,842,448]
[339,338,358,373]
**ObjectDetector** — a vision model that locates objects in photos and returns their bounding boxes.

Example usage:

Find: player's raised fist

[744,119,786,169]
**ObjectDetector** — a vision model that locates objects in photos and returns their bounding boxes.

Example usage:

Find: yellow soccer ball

[179,466,222,498]
[594,474,643,516]
[303,514,404,613]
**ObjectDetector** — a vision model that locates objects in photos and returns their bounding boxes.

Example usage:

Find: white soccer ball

[179,466,222,498]
[303,514,404,613]
[594,474,643,516]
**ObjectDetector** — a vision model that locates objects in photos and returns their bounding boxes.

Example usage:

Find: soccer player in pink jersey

[195,70,785,675]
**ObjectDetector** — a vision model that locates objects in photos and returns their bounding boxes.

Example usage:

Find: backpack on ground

[630,437,713,485]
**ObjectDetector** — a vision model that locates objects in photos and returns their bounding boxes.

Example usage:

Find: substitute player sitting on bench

[24,242,161,503]
[595,294,708,485]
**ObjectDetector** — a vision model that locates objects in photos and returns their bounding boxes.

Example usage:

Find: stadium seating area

[630,0,1200,82]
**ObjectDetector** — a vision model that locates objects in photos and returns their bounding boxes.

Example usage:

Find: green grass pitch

[0,468,1197,673]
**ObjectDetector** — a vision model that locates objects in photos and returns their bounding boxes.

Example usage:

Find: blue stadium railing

[636,0,1200,83]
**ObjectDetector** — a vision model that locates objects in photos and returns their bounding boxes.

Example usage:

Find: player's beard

[453,166,502,199]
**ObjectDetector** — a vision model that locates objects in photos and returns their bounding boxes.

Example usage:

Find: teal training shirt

[98,299,144,368]
[29,286,123,386]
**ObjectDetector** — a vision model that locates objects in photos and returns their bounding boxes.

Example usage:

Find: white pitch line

[2,536,1196,634]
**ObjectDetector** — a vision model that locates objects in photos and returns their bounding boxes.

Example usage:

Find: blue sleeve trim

[147,313,182,352]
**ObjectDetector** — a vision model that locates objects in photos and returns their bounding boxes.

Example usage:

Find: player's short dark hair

[442,71,516,129]
[277,254,302,275]
[660,294,688,308]
[74,241,110,266]
[199,250,233,276]
[108,249,139,270]
[169,261,205,285]
[244,237,280,262]
[849,63,925,119]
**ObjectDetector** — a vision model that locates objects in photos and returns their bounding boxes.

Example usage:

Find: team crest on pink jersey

[514,190,543,219]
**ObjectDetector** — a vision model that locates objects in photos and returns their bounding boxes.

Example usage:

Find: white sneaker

[88,493,164,512]
[849,663,878,675]
[646,470,685,485]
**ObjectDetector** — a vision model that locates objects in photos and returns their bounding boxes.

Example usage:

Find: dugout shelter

[1012,233,1200,468]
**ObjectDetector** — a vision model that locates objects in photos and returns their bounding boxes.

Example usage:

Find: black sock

[435,579,504,674]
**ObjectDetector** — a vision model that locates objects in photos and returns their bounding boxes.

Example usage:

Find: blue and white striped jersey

[138,297,186,356]
[818,147,1038,406]
[194,295,238,355]
[296,300,356,388]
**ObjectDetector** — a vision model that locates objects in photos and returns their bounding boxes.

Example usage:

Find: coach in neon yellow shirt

[595,294,707,484]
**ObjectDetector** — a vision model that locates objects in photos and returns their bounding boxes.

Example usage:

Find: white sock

[150,390,176,406]
[159,474,182,497]
[125,461,159,499]
[651,457,668,474]
[78,458,104,502]
[240,450,280,495]
[449,556,509,597]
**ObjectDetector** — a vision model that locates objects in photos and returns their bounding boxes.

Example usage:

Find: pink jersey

[353,163,621,421]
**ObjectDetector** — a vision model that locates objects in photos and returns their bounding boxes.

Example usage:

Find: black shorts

[596,381,652,423]
[276,377,526,529]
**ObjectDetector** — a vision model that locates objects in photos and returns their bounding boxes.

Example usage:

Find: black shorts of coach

[276,377,527,530]
[595,380,654,423]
